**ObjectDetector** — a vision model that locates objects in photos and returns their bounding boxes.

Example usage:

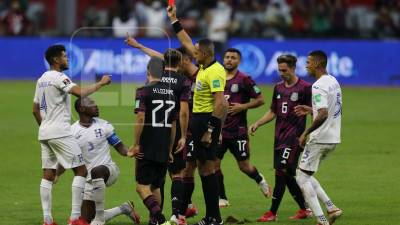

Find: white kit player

[32,45,111,225]
[68,97,141,225]
[294,50,343,225]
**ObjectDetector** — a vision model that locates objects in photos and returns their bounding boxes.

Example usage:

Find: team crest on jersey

[290,92,298,101]
[231,84,239,93]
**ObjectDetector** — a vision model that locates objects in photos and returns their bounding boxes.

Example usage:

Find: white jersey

[33,70,77,140]
[309,74,342,144]
[71,118,120,171]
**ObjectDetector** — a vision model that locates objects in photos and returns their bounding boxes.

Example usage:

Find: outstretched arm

[249,109,276,136]
[167,6,196,58]
[69,75,111,98]
[125,33,164,59]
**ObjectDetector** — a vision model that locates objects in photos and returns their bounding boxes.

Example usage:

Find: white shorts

[40,136,85,169]
[298,142,337,172]
[83,163,120,201]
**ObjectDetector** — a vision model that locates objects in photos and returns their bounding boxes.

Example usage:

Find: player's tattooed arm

[249,109,276,136]
[299,108,328,147]
[228,94,265,115]
[167,5,196,58]
[128,112,145,158]
[69,75,111,97]
[125,33,164,59]
[32,103,41,125]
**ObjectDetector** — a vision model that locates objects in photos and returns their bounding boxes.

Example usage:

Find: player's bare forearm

[304,108,328,136]
[32,103,41,125]
[212,92,228,121]
[244,94,265,110]
[70,75,111,97]
[179,102,189,138]
[113,142,128,156]
[134,112,145,146]
[256,110,276,127]
[138,44,164,59]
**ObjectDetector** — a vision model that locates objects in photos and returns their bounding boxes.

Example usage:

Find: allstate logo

[44,42,84,77]
[232,43,266,79]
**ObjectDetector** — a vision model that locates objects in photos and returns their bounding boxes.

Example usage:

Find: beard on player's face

[224,64,238,72]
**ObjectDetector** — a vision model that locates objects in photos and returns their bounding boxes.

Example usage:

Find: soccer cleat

[43,222,58,225]
[90,220,105,225]
[161,221,172,225]
[289,209,313,220]
[328,208,343,224]
[185,203,199,218]
[171,215,187,225]
[208,217,223,225]
[257,211,277,222]
[258,174,272,198]
[316,222,330,225]
[121,201,141,224]
[218,199,230,208]
[191,217,208,225]
[178,215,187,225]
[68,217,90,225]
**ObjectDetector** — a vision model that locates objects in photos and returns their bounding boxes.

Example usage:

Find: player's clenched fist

[249,123,259,136]
[99,75,112,86]
[125,33,141,48]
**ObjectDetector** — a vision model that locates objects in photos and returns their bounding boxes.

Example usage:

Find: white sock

[296,170,325,219]
[104,206,123,221]
[309,176,337,212]
[92,178,106,222]
[40,179,53,224]
[71,176,86,220]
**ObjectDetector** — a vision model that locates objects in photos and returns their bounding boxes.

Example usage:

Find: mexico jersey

[33,70,77,140]
[134,81,178,163]
[223,71,261,139]
[71,118,119,171]
[309,75,342,143]
[270,79,312,149]
[161,70,191,114]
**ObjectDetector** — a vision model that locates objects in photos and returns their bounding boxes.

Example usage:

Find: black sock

[215,169,228,200]
[201,174,221,222]
[159,178,165,210]
[171,177,184,216]
[245,167,263,184]
[181,177,195,214]
[270,170,286,214]
[286,173,307,209]
[143,195,165,224]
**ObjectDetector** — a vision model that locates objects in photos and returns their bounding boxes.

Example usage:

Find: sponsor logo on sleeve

[253,85,261,94]
[212,80,221,88]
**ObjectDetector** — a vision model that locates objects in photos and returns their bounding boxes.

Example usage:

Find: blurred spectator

[290,0,310,36]
[263,0,292,39]
[375,5,398,38]
[310,1,332,36]
[0,0,31,35]
[206,0,233,56]
[137,0,167,38]
[112,2,138,38]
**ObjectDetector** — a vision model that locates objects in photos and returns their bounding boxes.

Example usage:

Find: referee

[167,5,228,225]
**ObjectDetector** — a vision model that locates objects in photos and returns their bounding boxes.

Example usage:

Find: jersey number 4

[152,100,175,127]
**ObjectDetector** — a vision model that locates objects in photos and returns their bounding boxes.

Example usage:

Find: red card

[168,0,175,6]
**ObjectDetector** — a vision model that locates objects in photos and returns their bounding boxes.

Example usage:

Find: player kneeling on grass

[56,97,141,225]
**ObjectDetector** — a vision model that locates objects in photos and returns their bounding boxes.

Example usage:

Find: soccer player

[167,5,228,225]
[70,97,140,225]
[125,36,191,224]
[215,48,271,207]
[294,50,343,225]
[129,57,177,225]
[249,54,312,222]
[32,45,111,225]
[125,36,200,220]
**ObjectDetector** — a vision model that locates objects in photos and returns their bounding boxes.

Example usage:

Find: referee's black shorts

[190,113,221,162]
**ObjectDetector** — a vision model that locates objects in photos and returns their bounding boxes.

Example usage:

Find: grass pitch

[0,81,399,225]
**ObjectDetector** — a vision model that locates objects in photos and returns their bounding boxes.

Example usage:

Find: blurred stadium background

[0,0,400,225]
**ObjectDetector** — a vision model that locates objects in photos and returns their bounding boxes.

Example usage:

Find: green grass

[1,81,399,225]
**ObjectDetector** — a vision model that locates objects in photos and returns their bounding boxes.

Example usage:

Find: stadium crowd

[1,0,400,39]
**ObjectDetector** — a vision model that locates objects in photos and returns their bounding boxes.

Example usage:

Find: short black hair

[309,50,328,68]
[45,45,66,65]
[198,39,214,56]
[163,48,182,68]
[147,57,165,79]
[277,54,297,68]
[176,46,193,60]
[224,48,242,59]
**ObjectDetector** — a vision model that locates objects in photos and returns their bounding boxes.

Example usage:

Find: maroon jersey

[187,70,198,136]
[222,71,261,139]
[134,81,177,163]
[270,79,312,149]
